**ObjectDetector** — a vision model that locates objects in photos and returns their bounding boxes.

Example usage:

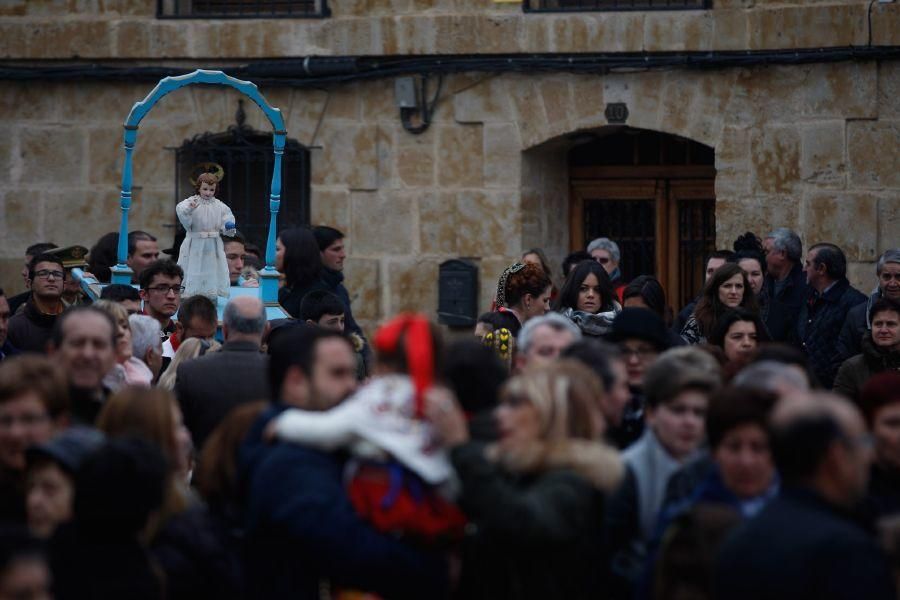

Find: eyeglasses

[33,270,64,280]
[147,285,185,295]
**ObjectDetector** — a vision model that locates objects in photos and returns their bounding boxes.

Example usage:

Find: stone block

[350,191,414,255]
[0,128,11,184]
[87,125,125,186]
[796,4,865,48]
[479,256,514,314]
[879,61,900,117]
[716,127,752,195]
[453,76,515,124]
[643,11,713,52]
[360,78,396,122]
[750,125,800,194]
[846,261,874,296]
[748,7,801,50]
[801,62,877,120]
[456,190,520,257]
[538,78,574,131]
[878,194,900,254]
[419,191,456,255]
[395,125,436,187]
[387,256,439,316]
[436,124,483,188]
[312,124,378,190]
[19,127,85,186]
[569,75,605,127]
[507,78,549,149]
[483,123,522,189]
[375,124,396,189]
[128,186,177,247]
[114,20,150,57]
[33,21,113,59]
[310,188,351,236]
[44,189,119,249]
[343,257,381,322]
[549,15,592,54]
[801,191,878,262]
[129,126,180,188]
[712,9,749,51]
[0,82,60,122]
[0,191,44,256]
[476,15,522,54]
[848,121,900,189]
[0,1,25,16]
[872,2,900,45]
[799,121,845,188]
[585,13,644,53]
[715,195,800,249]
[285,88,330,146]
[0,260,25,296]
[63,82,137,124]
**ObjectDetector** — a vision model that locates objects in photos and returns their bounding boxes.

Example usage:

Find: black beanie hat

[606,307,672,351]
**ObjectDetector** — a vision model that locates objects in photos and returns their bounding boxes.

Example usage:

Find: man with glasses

[587,237,627,300]
[7,254,67,354]
[138,260,185,341]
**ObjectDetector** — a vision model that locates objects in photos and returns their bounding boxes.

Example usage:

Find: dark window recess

[158,0,329,18]
[584,199,657,282]
[569,128,714,168]
[172,101,310,256]
[525,0,708,10]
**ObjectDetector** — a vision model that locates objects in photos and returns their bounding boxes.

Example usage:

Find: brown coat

[833,336,900,401]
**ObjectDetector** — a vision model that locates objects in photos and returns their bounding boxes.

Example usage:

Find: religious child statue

[176,171,236,300]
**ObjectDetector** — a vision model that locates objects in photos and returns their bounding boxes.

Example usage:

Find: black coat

[451,441,616,600]
[797,278,867,388]
[277,279,329,320]
[714,487,895,600]
[762,262,809,343]
[175,340,270,450]
[836,291,879,363]
[320,267,366,340]
[6,297,59,353]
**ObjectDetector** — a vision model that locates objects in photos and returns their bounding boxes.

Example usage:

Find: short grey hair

[732,360,810,395]
[765,228,803,263]
[517,312,582,355]
[877,249,900,275]
[223,298,267,335]
[129,314,162,359]
[586,238,621,262]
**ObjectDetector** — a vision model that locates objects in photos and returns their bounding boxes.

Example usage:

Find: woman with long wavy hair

[275,226,327,319]
[681,263,758,345]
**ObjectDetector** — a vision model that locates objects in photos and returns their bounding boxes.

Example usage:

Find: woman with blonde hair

[93,299,153,390]
[429,359,623,599]
[156,336,221,391]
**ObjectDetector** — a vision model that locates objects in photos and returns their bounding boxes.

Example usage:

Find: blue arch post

[111,69,286,309]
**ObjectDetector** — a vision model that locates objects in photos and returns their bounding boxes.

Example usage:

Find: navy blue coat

[796,278,866,388]
[762,262,809,343]
[714,487,895,600]
[238,405,447,600]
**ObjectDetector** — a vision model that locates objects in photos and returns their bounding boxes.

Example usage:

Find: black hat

[606,308,672,351]
[26,427,105,474]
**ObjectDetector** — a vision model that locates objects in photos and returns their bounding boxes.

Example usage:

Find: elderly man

[514,312,581,373]
[128,314,163,383]
[763,228,809,343]
[714,393,895,600]
[587,237,626,297]
[175,296,271,450]
[7,254,67,354]
[797,243,866,388]
[837,248,900,362]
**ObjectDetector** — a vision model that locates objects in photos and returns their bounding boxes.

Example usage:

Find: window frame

[156,0,330,19]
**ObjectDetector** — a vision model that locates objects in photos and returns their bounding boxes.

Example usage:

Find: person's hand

[426,387,469,447]
[241,278,260,288]
[263,420,279,443]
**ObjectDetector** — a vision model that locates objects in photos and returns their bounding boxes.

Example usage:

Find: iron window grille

[157,0,330,18]
[524,0,709,11]
[172,101,311,256]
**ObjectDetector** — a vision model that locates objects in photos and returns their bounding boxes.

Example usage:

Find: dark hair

[267,325,348,397]
[622,275,667,318]
[522,248,553,280]
[859,372,900,426]
[707,249,736,264]
[300,290,345,323]
[51,306,116,349]
[27,253,64,280]
[489,309,522,338]
[278,227,323,290]
[476,312,507,330]
[562,251,592,277]
[0,525,46,576]
[100,283,141,303]
[733,232,765,268]
[443,339,507,414]
[809,243,847,280]
[178,295,217,330]
[312,226,345,252]
[505,263,551,308]
[127,231,157,257]
[554,259,616,313]
[693,263,758,336]
[771,411,843,484]
[222,231,246,246]
[26,242,57,258]
[0,287,4,298]
[562,338,622,393]
[869,298,900,323]
[138,260,183,290]
[708,308,770,348]
[88,232,119,283]
[706,387,777,450]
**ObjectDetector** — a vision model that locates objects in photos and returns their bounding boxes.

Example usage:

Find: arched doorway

[568,127,715,309]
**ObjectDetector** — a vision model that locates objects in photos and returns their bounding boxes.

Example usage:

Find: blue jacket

[238,405,447,600]
[797,278,867,388]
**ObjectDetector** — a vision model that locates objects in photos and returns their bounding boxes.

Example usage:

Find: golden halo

[189,162,225,187]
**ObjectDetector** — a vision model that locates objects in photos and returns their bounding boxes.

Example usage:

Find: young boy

[299,290,346,332]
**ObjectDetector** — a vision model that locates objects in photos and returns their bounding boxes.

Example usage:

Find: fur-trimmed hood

[491,439,624,494]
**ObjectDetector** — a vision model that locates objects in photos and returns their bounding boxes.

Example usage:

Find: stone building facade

[1,1,898,334]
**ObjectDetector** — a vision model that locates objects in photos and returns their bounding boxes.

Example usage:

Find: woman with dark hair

[834,298,900,401]
[681,263,758,345]
[709,308,771,376]
[87,232,120,283]
[622,276,667,321]
[494,263,552,336]
[275,226,327,319]
[554,259,621,337]
[734,232,768,321]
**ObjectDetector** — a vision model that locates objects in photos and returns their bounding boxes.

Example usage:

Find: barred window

[157,0,329,18]
[524,0,709,11]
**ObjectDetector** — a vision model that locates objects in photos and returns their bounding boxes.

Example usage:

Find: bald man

[715,393,894,600]
[175,296,272,449]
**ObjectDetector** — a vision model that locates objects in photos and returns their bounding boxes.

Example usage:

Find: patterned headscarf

[496,263,526,309]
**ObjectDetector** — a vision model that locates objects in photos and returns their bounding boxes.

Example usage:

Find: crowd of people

[0,221,898,600]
